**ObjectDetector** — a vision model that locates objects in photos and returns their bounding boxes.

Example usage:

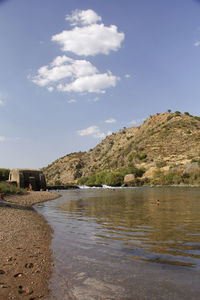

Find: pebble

[0,284,8,288]
[14,273,23,278]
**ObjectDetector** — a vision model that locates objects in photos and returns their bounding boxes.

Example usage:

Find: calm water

[35,187,200,299]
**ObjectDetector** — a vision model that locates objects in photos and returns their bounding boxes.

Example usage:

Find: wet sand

[0,191,59,299]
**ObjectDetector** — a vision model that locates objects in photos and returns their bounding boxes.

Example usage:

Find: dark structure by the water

[47,185,79,190]
[8,169,46,191]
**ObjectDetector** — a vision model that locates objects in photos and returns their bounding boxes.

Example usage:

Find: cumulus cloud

[32,55,98,87]
[78,125,105,139]
[129,118,145,125]
[31,10,123,96]
[52,24,124,57]
[125,74,131,78]
[32,55,118,94]
[52,9,124,56]
[0,99,4,106]
[105,118,116,124]
[58,72,119,94]
[66,9,102,26]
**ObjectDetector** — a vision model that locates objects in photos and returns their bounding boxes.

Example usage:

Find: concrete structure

[8,169,46,191]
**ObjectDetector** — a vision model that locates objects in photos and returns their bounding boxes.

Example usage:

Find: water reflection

[41,188,200,268]
[35,188,200,299]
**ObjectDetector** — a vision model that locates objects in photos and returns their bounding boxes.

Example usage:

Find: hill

[43,111,200,186]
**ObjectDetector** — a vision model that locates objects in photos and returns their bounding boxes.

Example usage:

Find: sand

[0,191,59,300]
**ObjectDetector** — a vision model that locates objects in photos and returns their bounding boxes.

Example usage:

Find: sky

[1,0,200,169]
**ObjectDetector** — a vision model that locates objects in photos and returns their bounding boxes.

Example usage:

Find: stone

[124,174,135,184]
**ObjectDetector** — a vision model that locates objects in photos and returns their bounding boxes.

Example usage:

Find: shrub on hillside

[151,167,200,186]
[138,153,147,160]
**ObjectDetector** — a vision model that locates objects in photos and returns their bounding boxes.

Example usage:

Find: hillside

[43,112,200,186]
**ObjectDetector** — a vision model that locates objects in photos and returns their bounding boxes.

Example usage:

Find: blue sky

[1,0,200,169]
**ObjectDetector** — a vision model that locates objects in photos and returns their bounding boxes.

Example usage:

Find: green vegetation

[0,181,27,195]
[138,153,147,160]
[175,111,181,115]
[0,169,10,181]
[151,168,200,186]
[167,115,173,121]
[78,166,145,186]
[55,180,62,185]
[128,152,147,161]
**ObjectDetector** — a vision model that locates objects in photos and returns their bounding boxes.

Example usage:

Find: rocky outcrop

[124,174,135,184]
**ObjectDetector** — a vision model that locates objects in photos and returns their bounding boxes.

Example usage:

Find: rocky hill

[43,111,200,186]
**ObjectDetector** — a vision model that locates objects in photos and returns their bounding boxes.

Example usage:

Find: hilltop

[43,111,200,186]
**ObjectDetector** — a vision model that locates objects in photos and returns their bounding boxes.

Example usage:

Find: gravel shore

[0,191,59,299]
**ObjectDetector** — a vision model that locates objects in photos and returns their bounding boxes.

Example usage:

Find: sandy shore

[5,191,60,207]
[0,191,59,299]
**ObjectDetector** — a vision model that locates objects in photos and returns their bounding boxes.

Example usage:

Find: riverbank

[0,191,59,299]
[4,190,60,206]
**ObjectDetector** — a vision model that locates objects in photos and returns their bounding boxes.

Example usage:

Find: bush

[167,115,173,121]
[77,165,146,187]
[0,181,27,195]
[175,111,181,115]
[151,168,200,186]
[77,176,89,185]
[139,153,147,160]
[55,180,62,185]
[105,172,124,186]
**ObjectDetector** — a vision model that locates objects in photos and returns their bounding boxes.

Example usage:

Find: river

[35,187,200,299]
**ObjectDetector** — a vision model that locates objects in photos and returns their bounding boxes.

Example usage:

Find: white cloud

[0,99,4,106]
[47,87,54,92]
[68,98,77,103]
[125,74,131,78]
[58,72,119,94]
[105,118,116,124]
[31,10,123,96]
[194,41,200,47]
[78,125,105,139]
[0,136,6,142]
[32,55,98,87]
[129,118,145,125]
[66,9,102,26]
[52,23,124,56]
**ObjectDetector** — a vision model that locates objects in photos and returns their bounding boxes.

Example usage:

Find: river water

[35,187,200,299]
